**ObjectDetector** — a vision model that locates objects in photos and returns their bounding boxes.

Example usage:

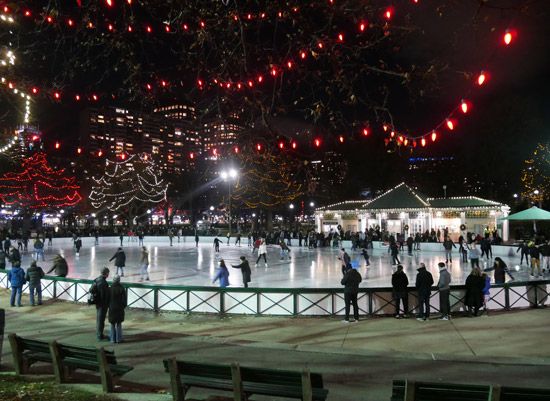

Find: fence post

[153,288,159,312]
[368,289,373,316]
[220,290,225,315]
[505,285,510,310]
[0,309,4,368]
[293,292,298,316]
[53,279,57,299]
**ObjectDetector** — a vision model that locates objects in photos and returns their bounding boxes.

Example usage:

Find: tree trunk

[266,208,273,232]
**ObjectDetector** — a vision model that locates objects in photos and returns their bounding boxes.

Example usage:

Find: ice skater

[231,256,251,288]
[109,247,126,277]
[139,246,149,281]
[255,239,268,267]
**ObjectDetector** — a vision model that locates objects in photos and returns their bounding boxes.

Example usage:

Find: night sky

[2,0,549,205]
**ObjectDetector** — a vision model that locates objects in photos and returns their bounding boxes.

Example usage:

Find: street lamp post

[220,168,238,234]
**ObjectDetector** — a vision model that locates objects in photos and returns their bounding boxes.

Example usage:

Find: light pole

[220,168,238,234]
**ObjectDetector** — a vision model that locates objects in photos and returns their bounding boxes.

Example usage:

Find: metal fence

[1,271,548,316]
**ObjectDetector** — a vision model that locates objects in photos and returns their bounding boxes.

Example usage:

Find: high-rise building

[79,107,191,173]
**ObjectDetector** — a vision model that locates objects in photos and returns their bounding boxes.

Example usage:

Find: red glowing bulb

[398,135,404,143]
[247,80,253,87]
[362,128,369,136]
[24,10,31,17]
[161,80,167,87]
[383,124,388,132]
[404,138,409,146]
[271,67,277,76]
[75,94,81,101]
[46,16,53,23]
[431,131,437,142]
[108,24,114,31]
[291,141,297,149]
[189,152,194,159]
[67,19,74,27]
[477,71,487,86]
[359,22,366,32]
[234,146,239,154]
[256,143,262,151]
[200,21,205,28]
[314,138,321,147]
[461,100,469,114]
[279,141,285,149]
[390,131,395,138]
[384,7,393,20]
[54,92,61,99]
[92,94,98,101]
[257,75,263,83]
[503,29,515,46]
[421,138,426,147]
[183,24,189,30]
[300,51,307,59]
[98,150,103,157]
[446,119,454,130]
[32,87,39,94]
[127,25,133,32]
[317,42,324,49]
[164,25,170,32]
[146,83,152,90]
[106,0,113,6]
[77,147,82,154]
[197,79,203,87]
[146,25,152,33]
[287,61,293,69]
[338,33,344,42]
[55,141,60,149]
[338,135,345,143]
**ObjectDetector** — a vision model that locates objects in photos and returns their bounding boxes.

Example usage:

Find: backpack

[87,280,98,305]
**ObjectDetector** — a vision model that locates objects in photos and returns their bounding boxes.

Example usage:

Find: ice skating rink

[20,236,536,288]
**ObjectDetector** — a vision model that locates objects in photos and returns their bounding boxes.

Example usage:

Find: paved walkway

[2,292,550,400]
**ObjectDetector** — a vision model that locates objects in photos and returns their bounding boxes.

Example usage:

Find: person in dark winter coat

[47,254,68,277]
[390,241,401,265]
[516,241,530,266]
[0,248,6,270]
[8,262,25,307]
[415,263,434,321]
[9,246,21,266]
[25,260,45,306]
[339,248,352,276]
[465,267,484,316]
[484,257,514,284]
[109,248,126,277]
[108,275,127,343]
[231,256,251,288]
[75,237,82,256]
[437,262,451,320]
[391,265,409,318]
[442,237,456,264]
[341,265,362,322]
[212,259,230,288]
[94,267,110,340]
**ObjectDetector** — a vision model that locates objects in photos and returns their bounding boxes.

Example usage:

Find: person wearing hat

[392,265,409,318]
[341,263,362,323]
[415,263,434,321]
[231,256,251,288]
[25,260,45,306]
[437,262,451,320]
[108,274,127,344]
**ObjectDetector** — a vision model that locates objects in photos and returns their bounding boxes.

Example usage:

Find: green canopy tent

[499,206,550,233]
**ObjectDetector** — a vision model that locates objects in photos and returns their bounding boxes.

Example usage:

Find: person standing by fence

[93,267,110,340]
[108,275,127,344]
[415,263,433,321]
[341,264,362,323]
[392,265,408,318]
[25,260,44,306]
[437,262,451,320]
[7,262,25,307]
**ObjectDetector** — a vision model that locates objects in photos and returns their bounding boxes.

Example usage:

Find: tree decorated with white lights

[521,142,549,207]
[89,153,168,225]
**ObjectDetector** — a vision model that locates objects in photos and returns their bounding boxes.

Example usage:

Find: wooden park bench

[164,358,329,401]
[8,333,133,393]
[391,379,550,401]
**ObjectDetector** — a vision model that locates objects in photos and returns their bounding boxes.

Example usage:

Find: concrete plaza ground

[18,236,544,288]
[1,296,550,400]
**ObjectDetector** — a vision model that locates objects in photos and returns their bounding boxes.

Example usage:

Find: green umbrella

[499,206,550,232]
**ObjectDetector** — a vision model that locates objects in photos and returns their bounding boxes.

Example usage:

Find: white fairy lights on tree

[89,153,167,218]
